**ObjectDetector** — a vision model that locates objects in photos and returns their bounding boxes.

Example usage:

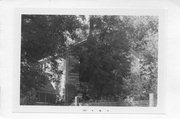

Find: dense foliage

[122,16,158,100]
[21,15,84,104]
[21,15,158,104]
[72,16,131,99]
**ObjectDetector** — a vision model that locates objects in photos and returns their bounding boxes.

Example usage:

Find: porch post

[149,93,154,107]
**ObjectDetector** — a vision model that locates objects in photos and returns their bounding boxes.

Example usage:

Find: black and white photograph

[3,0,180,118]
[20,14,158,107]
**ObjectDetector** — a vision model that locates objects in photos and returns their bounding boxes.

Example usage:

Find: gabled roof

[70,39,142,60]
[69,39,87,49]
[39,38,142,64]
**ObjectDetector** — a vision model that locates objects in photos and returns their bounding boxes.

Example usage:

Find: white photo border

[13,8,166,113]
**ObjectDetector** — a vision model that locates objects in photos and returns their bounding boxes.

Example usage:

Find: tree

[122,16,158,100]
[21,15,85,104]
[72,16,131,100]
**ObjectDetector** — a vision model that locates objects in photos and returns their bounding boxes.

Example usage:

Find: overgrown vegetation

[21,15,158,105]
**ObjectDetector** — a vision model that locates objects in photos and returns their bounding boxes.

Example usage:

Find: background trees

[122,16,158,100]
[72,16,158,101]
[21,15,85,104]
[21,15,158,104]
[72,16,131,100]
